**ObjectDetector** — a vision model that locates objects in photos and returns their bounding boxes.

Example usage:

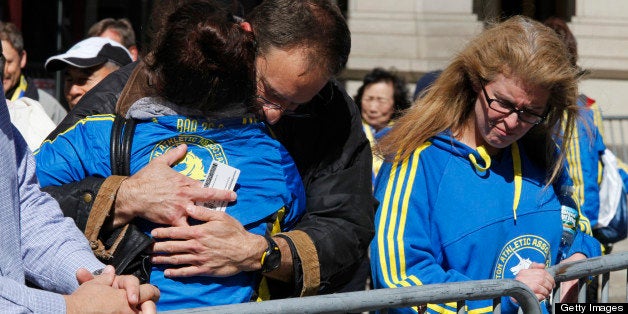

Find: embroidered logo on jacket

[150,135,227,180]
[493,235,551,279]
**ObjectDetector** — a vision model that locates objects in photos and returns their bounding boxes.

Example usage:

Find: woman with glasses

[370,16,601,313]
[354,68,411,182]
[34,1,305,310]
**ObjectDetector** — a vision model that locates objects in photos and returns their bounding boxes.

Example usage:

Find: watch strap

[260,234,280,273]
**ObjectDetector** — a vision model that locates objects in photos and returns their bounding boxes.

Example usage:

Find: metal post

[601,272,609,302]
[578,280,587,302]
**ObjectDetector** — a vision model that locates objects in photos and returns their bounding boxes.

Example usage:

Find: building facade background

[2,1,628,118]
[345,0,628,121]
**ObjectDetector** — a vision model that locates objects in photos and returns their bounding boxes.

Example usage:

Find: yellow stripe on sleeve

[377,143,430,289]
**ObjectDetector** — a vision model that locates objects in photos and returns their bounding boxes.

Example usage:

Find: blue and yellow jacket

[564,94,605,230]
[370,131,601,314]
[34,104,305,311]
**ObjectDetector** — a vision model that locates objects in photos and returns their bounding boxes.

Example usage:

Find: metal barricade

[164,252,628,314]
[166,279,540,314]
[548,251,628,313]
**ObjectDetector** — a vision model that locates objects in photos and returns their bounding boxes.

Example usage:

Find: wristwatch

[260,234,281,273]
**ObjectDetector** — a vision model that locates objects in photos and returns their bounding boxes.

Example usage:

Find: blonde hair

[379,16,579,185]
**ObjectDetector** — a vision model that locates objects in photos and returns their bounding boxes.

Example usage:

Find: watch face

[264,247,281,272]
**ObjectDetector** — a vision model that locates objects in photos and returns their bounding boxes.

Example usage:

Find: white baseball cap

[45,37,133,72]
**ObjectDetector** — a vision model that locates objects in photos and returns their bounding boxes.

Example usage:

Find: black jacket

[44,62,376,295]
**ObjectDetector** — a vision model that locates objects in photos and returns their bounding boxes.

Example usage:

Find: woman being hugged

[370,16,600,313]
[35,0,305,311]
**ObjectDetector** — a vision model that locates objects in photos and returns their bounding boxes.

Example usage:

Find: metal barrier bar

[166,279,541,314]
[164,252,628,314]
[547,251,628,281]
[547,251,628,313]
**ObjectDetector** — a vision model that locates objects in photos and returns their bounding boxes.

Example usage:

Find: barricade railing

[166,279,540,314]
[165,251,628,314]
[548,251,628,313]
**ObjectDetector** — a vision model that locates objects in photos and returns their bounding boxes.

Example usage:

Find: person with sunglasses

[41,0,374,300]
[370,16,600,313]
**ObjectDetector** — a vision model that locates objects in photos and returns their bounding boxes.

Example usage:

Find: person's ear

[19,50,27,69]
[128,45,139,61]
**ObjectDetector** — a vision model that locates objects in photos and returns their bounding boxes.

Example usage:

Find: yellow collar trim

[10,75,28,101]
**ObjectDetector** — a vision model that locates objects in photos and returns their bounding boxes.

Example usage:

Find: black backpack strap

[110,115,125,175]
[105,115,152,283]
[109,115,137,176]
[121,118,137,176]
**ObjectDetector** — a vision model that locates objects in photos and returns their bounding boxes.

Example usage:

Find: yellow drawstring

[469,144,522,223]
[468,145,491,172]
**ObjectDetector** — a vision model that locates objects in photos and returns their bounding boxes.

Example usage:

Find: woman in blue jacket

[370,16,601,313]
[34,1,304,311]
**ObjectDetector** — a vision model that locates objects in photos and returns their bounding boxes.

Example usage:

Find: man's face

[63,64,116,108]
[1,40,26,94]
[255,47,330,124]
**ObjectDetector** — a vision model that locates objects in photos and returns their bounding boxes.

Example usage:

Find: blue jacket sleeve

[567,230,602,258]
[565,105,605,229]
[34,115,114,187]
[278,146,306,231]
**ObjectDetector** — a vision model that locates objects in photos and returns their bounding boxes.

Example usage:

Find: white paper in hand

[197,160,240,211]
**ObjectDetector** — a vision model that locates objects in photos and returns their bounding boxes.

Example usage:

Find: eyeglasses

[480,83,545,125]
[256,94,310,118]
[255,80,336,119]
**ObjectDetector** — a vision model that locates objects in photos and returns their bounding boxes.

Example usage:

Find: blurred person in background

[45,37,133,109]
[354,67,410,181]
[88,18,139,61]
[0,21,67,124]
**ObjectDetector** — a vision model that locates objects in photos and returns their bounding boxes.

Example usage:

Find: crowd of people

[0,0,619,313]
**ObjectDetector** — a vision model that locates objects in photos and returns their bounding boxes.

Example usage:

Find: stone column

[570,0,628,74]
[570,0,628,118]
